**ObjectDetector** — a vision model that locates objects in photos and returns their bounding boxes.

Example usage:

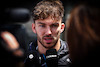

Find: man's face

[32,17,65,49]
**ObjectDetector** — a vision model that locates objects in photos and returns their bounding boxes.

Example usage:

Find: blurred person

[0,6,30,67]
[24,0,70,67]
[0,31,24,67]
[66,4,100,67]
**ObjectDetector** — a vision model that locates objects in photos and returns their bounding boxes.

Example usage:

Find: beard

[37,34,60,49]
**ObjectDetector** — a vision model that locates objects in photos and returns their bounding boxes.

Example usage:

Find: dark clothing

[24,39,71,67]
[58,39,71,67]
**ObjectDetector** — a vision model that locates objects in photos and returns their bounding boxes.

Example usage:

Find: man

[25,0,70,67]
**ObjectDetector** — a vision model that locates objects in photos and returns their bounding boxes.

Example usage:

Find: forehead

[35,16,62,24]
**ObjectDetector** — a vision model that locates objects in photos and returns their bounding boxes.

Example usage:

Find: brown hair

[66,5,100,63]
[32,0,64,21]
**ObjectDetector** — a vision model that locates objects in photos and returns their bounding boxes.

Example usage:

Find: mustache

[43,35,53,38]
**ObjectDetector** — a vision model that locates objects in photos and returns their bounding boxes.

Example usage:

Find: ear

[32,23,36,33]
[60,23,65,33]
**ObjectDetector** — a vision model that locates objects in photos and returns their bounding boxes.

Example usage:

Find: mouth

[43,37,53,44]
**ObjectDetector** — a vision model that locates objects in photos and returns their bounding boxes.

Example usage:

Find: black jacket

[24,39,71,67]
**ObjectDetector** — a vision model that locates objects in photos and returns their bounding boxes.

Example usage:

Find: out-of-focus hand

[1,31,19,50]
[1,31,24,57]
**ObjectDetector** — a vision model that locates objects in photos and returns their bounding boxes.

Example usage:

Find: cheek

[52,29,61,36]
[36,29,44,37]
[57,30,61,36]
[56,27,62,33]
[53,31,60,40]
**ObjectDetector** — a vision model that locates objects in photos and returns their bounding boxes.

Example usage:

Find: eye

[39,25,45,27]
[51,24,59,27]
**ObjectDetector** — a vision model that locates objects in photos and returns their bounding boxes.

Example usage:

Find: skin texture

[32,16,65,54]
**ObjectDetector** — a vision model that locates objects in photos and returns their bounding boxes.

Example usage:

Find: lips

[43,37,53,43]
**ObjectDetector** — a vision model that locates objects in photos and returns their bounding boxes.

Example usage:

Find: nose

[45,27,52,35]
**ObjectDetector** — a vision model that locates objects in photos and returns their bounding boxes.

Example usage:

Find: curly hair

[32,0,64,21]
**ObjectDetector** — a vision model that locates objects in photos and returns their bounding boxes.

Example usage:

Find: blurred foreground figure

[0,31,24,67]
[0,7,30,67]
[66,4,100,67]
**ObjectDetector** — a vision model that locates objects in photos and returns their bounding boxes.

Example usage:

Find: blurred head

[66,5,100,62]
[31,0,65,50]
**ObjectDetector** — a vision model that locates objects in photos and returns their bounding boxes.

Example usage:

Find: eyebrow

[37,22,45,25]
[52,23,59,25]
[37,22,59,25]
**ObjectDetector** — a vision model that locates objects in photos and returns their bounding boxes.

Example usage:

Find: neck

[37,39,60,55]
